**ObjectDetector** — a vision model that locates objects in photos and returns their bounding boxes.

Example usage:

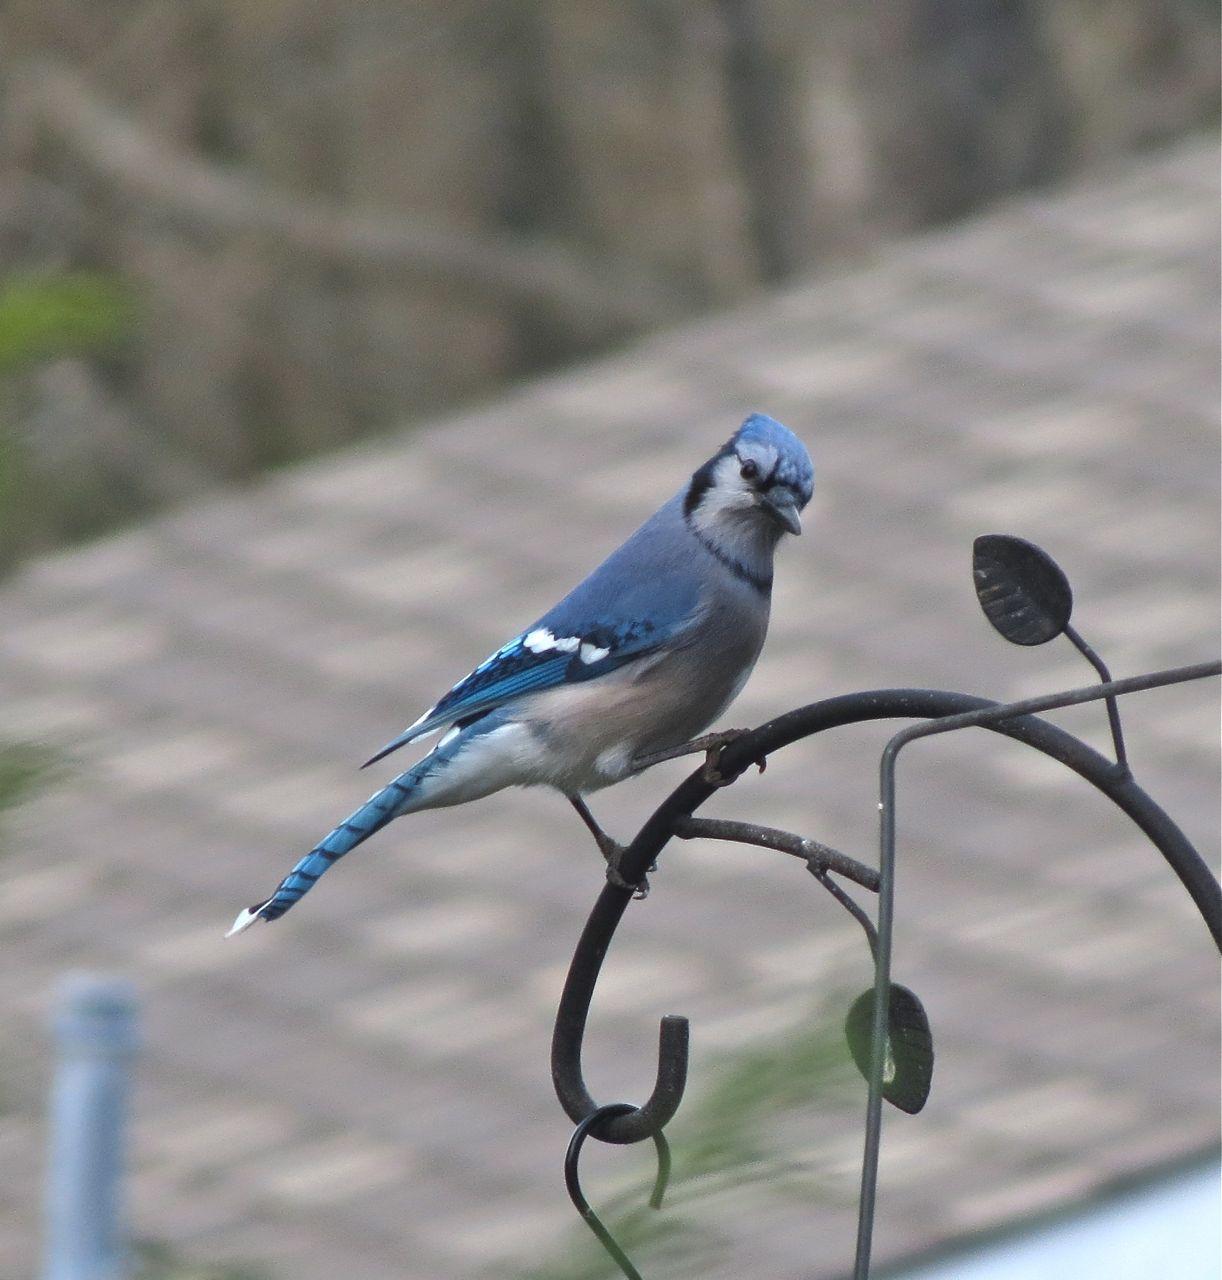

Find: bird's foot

[569,794,649,898]
[695,729,768,787]
[632,729,767,782]
[606,856,650,900]
[600,835,652,900]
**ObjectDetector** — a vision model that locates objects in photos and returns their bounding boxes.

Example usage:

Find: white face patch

[579,642,610,664]
[524,628,581,655]
[688,454,759,535]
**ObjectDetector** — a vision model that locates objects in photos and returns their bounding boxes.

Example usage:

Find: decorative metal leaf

[972,534,1073,646]
[845,984,934,1115]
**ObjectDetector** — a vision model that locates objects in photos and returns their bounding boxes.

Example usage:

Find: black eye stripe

[747,455,783,483]
[737,454,783,487]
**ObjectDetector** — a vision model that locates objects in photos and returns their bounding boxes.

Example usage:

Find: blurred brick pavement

[0,135,1218,1279]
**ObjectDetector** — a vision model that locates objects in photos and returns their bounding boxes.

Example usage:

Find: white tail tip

[226,902,266,938]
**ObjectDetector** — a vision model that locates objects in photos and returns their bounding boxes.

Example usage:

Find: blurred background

[0,0,1218,569]
[0,4,1219,1280]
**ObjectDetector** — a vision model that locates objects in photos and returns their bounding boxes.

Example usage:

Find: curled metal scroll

[564,1102,671,1280]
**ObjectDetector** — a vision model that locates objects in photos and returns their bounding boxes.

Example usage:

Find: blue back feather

[366,415,810,767]
[364,496,702,763]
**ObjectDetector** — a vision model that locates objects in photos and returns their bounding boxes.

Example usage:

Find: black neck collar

[684,513,772,594]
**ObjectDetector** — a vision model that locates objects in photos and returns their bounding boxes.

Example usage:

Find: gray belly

[517,592,769,793]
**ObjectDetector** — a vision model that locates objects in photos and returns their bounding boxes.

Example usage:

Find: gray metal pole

[43,974,138,1280]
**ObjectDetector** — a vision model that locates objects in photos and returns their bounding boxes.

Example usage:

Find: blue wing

[363,496,702,768]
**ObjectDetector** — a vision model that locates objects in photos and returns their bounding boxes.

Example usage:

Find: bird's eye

[739,459,760,481]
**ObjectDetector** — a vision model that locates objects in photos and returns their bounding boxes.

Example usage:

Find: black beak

[762,489,802,535]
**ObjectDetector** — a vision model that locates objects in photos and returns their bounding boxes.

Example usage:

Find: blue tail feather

[227,769,422,934]
[227,712,508,936]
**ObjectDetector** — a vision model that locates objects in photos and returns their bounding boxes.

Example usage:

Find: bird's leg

[569,794,622,863]
[631,729,767,787]
[568,795,649,898]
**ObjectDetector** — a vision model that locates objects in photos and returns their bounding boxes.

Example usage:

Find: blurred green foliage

[0,273,258,1280]
[0,741,59,834]
[0,273,133,373]
[0,270,135,573]
[135,1240,269,1280]
[0,743,61,1104]
[514,996,861,1280]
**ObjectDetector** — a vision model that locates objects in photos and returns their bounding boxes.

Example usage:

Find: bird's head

[684,414,814,547]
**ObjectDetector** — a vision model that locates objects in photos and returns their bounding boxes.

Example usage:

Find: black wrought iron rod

[565,1101,672,1280]
[1064,622,1129,774]
[672,816,880,891]
[551,877,690,1143]
[552,664,1221,1151]
[808,865,880,960]
[852,658,1221,1280]
[883,661,1218,757]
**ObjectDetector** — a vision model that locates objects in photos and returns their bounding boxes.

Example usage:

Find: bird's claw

[700,730,767,787]
[591,828,650,899]
[606,859,650,899]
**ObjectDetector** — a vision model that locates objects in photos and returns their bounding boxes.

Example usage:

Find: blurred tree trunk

[0,0,1216,561]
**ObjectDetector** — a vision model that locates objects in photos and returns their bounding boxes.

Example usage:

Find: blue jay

[227,413,813,934]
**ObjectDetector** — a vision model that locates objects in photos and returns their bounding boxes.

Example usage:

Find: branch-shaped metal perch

[671,816,879,891]
[552,670,1222,1132]
[551,667,1221,1275]
[552,531,1220,1279]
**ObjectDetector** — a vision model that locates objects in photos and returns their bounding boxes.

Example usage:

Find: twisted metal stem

[564,1102,671,1280]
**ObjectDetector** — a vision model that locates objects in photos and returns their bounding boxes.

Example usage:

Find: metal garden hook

[550,530,1220,1280]
[551,881,691,1144]
[552,845,699,1145]
[565,1102,672,1280]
